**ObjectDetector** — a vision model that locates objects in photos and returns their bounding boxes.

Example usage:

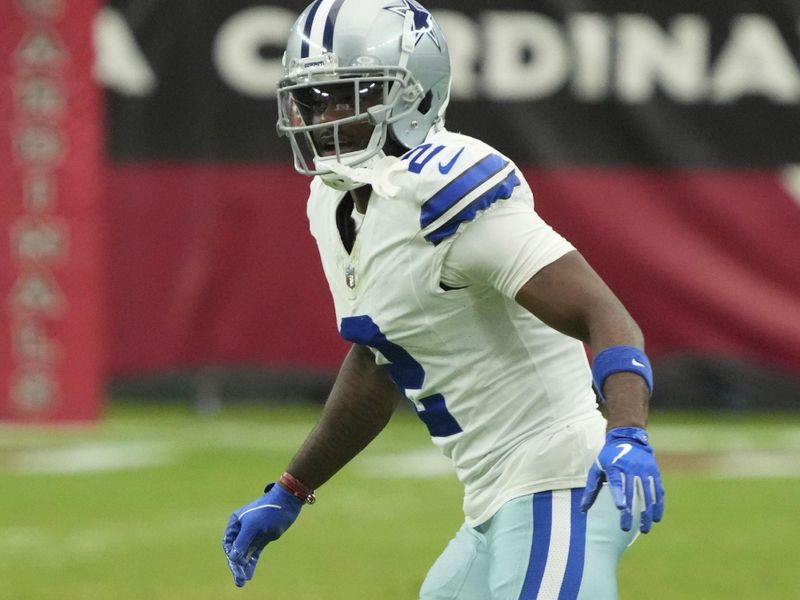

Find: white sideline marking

[357,449,454,479]
[781,164,800,208]
[5,441,174,474]
[358,448,800,480]
[649,425,800,452]
[710,451,800,479]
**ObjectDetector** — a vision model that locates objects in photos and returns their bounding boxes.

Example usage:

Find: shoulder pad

[396,136,521,245]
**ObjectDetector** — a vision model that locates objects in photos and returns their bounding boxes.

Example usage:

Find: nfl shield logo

[345,265,356,289]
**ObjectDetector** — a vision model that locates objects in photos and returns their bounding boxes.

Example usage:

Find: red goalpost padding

[0,0,105,422]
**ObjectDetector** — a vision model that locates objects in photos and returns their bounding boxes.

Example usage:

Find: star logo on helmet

[383,0,441,50]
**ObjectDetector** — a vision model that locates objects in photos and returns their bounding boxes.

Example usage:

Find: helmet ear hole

[418,90,433,115]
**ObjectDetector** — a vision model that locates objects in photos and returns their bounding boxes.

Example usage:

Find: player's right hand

[222,483,303,587]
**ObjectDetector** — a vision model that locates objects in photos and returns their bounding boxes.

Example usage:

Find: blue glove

[222,483,303,587]
[580,427,665,533]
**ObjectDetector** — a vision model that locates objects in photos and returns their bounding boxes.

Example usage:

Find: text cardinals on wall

[0,0,105,421]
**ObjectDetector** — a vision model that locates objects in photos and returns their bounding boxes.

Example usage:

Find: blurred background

[1,1,800,598]
[2,0,800,420]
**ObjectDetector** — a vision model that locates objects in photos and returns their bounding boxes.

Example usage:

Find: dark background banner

[97,1,800,395]
[104,0,800,165]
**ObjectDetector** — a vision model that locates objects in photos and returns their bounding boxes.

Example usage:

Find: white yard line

[357,448,455,479]
[709,450,800,478]
[648,424,800,452]
[4,441,175,474]
[357,447,800,480]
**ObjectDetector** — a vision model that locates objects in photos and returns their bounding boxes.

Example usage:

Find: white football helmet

[276,0,451,187]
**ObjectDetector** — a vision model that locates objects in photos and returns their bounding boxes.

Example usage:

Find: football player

[222,0,665,598]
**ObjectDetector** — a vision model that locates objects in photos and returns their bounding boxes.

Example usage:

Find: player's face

[289,80,384,157]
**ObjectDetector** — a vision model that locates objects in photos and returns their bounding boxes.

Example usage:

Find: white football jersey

[307,129,606,526]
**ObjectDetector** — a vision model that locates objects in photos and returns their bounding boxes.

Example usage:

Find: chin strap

[316,153,404,198]
[316,155,377,191]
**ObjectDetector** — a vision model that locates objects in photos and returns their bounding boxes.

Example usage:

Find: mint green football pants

[419,485,640,600]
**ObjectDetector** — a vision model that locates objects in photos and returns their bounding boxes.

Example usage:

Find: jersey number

[340,315,462,438]
[401,143,445,174]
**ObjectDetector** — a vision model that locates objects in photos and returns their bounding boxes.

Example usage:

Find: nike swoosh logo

[612,443,633,464]
[239,504,282,518]
[632,358,646,368]
[438,147,464,174]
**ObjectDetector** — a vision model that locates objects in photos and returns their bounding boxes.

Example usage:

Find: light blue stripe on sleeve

[420,153,508,229]
[424,170,520,245]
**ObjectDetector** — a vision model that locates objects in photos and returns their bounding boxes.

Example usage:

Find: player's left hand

[222,483,303,587]
[580,426,665,533]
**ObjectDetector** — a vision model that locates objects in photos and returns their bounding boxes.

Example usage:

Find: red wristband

[279,472,316,505]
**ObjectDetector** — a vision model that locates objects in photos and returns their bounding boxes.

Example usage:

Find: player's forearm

[286,344,402,490]
[583,308,650,430]
[598,372,649,429]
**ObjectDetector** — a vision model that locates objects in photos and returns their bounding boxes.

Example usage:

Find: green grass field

[1,403,799,599]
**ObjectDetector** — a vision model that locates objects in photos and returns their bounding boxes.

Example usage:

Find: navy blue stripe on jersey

[557,489,588,599]
[416,394,463,437]
[322,0,347,53]
[424,170,520,245]
[520,491,553,599]
[420,153,508,229]
[340,315,425,389]
[300,0,324,58]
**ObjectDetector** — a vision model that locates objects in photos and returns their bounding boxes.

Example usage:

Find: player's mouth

[317,132,357,157]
